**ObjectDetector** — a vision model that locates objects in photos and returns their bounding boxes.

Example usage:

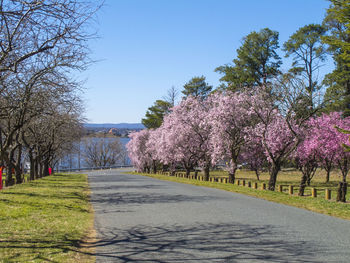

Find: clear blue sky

[82,0,330,123]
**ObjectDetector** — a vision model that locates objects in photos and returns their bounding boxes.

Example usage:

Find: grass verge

[131,172,350,221]
[0,173,95,262]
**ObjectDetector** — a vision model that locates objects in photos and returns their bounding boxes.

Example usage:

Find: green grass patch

[0,173,95,262]
[131,171,350,221]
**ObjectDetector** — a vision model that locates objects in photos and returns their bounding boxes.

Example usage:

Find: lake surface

[57,137,131,170]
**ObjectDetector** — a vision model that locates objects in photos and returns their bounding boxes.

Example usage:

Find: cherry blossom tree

[306,113,340,183]
[146,128,163,174]
[247,91,301,191]
[209,91,254,183]
[294,127,319,196]
[155,118,186,176]
[126,129,153,173]
[240,136,266,181]
[305,112,350,202]
[158,96,212,179]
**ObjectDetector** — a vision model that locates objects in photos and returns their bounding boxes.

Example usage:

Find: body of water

[57,137,131,170]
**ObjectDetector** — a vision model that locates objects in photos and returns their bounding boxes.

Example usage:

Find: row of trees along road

[133,0,350,202]
[0,0,101,185]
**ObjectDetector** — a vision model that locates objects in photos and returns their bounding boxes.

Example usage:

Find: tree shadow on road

[91,184,166,192]
[91,191,226,207]
[88,222,333,263]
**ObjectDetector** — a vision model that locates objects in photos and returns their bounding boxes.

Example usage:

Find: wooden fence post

[253,182,257,189]
[247,181,251,188]
[261,183,266,190]
[311,188,317,198]
[236,180,240,186]
[242,180,246,186]
[325,188,331,200]
[278,185,283,192]
[289,185,294,195]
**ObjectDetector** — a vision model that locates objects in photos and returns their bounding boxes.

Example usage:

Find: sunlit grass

[0,173,95,262]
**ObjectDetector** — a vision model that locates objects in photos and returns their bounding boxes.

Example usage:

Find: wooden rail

[156,171,334,201]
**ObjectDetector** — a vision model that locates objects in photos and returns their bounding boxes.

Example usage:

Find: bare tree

[83,137,124,168]
[163,86,179,107]
[21,89,84,180]
[0,0,101,185]
[0,0,100,74]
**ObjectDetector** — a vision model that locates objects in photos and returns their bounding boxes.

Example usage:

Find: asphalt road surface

[88,168,350,263]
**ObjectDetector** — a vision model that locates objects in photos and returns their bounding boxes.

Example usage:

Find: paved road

[88,169,350,262]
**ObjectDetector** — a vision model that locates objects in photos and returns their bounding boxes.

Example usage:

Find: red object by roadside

[49,167,52,175]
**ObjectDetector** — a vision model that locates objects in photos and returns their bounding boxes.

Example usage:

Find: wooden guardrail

[156,171,334,201]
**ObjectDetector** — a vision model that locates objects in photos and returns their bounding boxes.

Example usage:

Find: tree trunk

[337,159,349,202]
[15,165,22,184]
[323,159,333,183]
[15,145,23,184]
[228,172,236,184]
[268,162,280,191]
[306,175,311,186]
[30,157,35,181]
[299,172,308,196]
[254,169,260,181]
[228,160,237,184]
[325,169,331,183]
[43,160,49,177]
[6,161,14,186]
[162,164,168,172]
[6,149,16,186]
[39,163,44,178]
[337,173,348,202]
[152,160,157,174]
[34,159,39,179]
[337,182,347,202]
[299,162,317,195]
[185,168,191,178]
[203,166,210,181]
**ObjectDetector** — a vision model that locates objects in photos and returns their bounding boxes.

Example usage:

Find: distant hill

[84,123,145,129]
